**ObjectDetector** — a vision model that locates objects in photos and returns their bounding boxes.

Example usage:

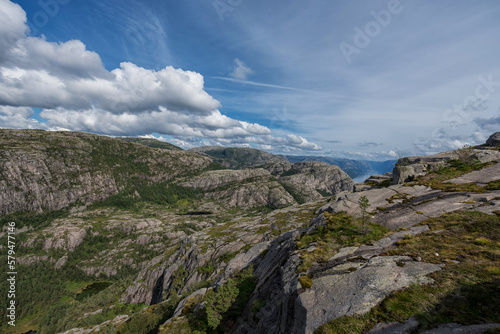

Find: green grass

[88,182,202,211]
[408,160,493,193]
[299,276,313,289]
[486,179,500,190]
[196,264,216,275]
[296,212,390,273]
[317,210,500,333]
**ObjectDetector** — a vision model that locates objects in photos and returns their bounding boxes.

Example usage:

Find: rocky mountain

[0,130,212,215]
[285,155,397,179]
[278,161,356,203]
[1,130,499,334]
[189,146,288,169]
[119,137,183,151]
[178,168,296,209]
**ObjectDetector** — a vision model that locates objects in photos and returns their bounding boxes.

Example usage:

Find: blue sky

[1,0,500,160]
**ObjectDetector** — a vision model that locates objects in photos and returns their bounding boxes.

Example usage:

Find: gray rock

[368,317,419,334]
[17,255,52,265]
[0,129,212,215]
[392,148,500,184]
[485,132,500,146]
[222,242,270,279]
[188,146,288,169]
[171,288,207,319]
[279,161,355,203]
[293,256,442,334]
[179,168,297,209]
[55,255,68,269]
[447,162,500,186]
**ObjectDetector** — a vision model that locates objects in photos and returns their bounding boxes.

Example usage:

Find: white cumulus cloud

[0,0,321,153]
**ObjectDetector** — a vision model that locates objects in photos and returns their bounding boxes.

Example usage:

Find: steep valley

[0,130,499,334]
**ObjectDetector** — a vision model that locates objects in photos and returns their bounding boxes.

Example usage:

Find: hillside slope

[119,137,183,151]
[0,130,213,215]
[286,155,397,179]
[2,131,499,334]
[189,146,287,169]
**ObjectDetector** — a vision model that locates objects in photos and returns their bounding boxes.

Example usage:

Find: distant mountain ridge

[187,146,396,179]
[119,137,183,151]
[285,155,397,179]
[188,146,287,169]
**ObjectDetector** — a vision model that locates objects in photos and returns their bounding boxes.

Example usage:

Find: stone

[55,255,68,269]
[171,288,207,319]
[0,129,212,215]
[368,317,419,334]
[485,132,500,146]
[293,256,442,334]
[447,162,500,185]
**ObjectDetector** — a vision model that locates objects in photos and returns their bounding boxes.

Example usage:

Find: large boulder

[485,132,500,146]
[293,256,442,334]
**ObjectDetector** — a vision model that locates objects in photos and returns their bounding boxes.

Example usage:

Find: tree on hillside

[358,195,370,234]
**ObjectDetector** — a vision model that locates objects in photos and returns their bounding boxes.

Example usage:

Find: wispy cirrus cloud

[229,58,253,80]
[0,0,323,153]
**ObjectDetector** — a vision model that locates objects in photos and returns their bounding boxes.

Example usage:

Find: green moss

[296,212,390,273]
[251,298,266,314]
[219,252,238,263]
[408,160,494,193]
[486,179,500,190]
[318,210,500,333]
[299,276,313,289]
[196,264,216,275]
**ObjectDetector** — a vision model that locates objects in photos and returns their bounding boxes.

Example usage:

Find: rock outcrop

[278,161,356,202]
[392,149,500,184]
[189,146,288,169]
[485,132,500,146]
[293,256,441,334]
[0,129,213,215]
[178,168,297,209]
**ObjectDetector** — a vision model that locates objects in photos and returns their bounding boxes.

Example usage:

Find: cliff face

[188,146,288,169]
[0,129,212,215]
[278,161,356,203]
[176,162,356,208]
[0,130,356,215]
[179,168,297,209]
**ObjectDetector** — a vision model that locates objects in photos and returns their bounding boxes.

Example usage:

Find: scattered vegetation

[299,275,313,289]
[280,182,308,204]
[296,212,390,273]
[89,182,202,211]
[160,266,256,333]
[317,210,500,333]
[408,159,493,192]
[486,179,500,190]
[0,208,69,230]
